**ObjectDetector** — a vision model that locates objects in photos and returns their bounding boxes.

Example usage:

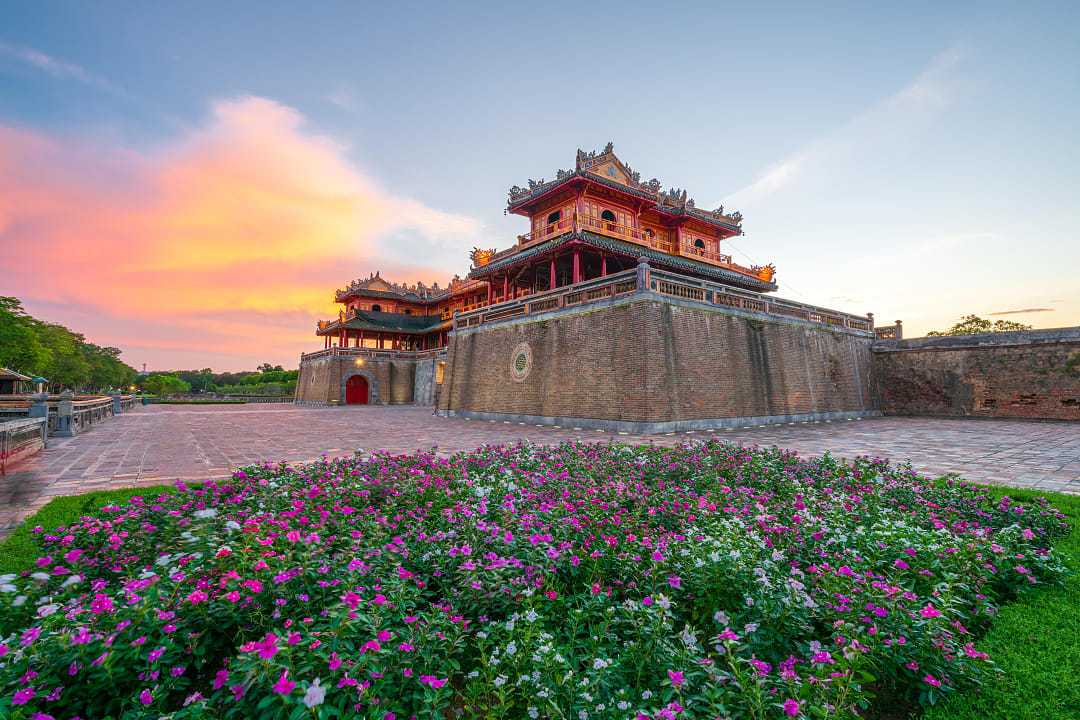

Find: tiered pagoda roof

[506,143,746,234]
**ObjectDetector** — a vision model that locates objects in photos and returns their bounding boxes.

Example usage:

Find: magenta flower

[667,575,682,588]
[139,689,153,705]
[782,698,800,717]
[920,604,942,619]
[419,675,447,688]
[12,686,35,705]
[923,673,942,687]
[667,669,685,687]
[273,670,296,695]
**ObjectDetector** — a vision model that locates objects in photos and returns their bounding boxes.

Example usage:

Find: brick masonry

[295,354,447,406]
[438,295,877,432]
[872,328,1080,420]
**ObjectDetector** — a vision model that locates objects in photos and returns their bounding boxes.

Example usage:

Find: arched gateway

[345,375,369,404]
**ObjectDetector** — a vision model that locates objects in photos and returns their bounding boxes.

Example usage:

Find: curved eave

[317,315,450,336]
[468,231,777,293]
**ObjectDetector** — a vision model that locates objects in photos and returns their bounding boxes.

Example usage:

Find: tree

[927,314,1033,337]
[141,374,191,397]
[0,297,49,374]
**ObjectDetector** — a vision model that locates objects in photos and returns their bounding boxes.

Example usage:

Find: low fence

[0,417,47,474]
[454,262,876,336]
[0,393,139,438]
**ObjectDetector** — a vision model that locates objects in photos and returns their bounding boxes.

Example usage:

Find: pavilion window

[547,210,561,226]
[371,304,382,312]
[601,209,616,223]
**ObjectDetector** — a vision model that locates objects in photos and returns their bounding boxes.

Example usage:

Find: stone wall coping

[873,326,1080,353]
[451,290,875,340]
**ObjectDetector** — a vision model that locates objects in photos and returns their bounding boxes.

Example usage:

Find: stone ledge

[434,409,882,435]
[873,326,1080,352]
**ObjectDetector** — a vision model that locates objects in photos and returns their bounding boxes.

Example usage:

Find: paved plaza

[2,404,1078,535]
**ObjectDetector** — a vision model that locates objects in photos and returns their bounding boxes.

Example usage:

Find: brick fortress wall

[871,328,1080,420]
[438,295,877,432]
[295,353,445,406]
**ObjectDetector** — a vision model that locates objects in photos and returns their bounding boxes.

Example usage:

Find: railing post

[636,257,651,292]
[109,391,122,414]
[894,320,903,340]
[29,392,48,421]
[56,390,75,437]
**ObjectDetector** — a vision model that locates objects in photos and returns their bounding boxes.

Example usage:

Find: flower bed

[0,442,1068,719]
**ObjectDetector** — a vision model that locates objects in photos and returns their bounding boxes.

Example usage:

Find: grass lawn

[0,471,1076,718]
[0,485,181,575]
[923,485,1080,720]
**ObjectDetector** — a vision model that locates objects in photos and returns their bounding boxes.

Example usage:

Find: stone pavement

[2,404,1078,536]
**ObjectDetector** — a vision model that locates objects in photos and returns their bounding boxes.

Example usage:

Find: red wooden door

[345,375,368,405]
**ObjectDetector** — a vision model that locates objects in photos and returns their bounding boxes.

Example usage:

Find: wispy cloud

[0,41,133,100]
[722,47,964,208]
[0,96,480,370]
[326,87,362,115]
[990,307,1054,316]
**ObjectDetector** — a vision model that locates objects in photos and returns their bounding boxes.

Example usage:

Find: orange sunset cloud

[0,97,480,370]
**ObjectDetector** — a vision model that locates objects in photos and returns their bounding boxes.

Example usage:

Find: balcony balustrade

[515,211,765,280]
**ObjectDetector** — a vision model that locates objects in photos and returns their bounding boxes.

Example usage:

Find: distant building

[0,368,33,395]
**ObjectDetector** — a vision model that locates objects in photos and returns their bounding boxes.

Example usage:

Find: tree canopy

[0,297,137,391]
[926,314,1033,337]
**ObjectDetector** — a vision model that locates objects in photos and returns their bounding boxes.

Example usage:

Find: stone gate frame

[339,369,381,405]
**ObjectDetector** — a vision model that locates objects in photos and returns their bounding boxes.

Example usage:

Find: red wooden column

[549,257,556,289]
[487,280,493,305]
[502,275,508,301]
[600,254,607,277]
[339,329,345,348]
[572,250,581,283]
[358,329,364,348]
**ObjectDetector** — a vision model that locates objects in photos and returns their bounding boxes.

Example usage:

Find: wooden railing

[455,269,639,329]
[647,269,874,333]
[455,264,874,336]
[513,211,768,280]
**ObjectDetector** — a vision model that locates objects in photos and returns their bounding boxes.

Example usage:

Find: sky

[1,1,1078,372]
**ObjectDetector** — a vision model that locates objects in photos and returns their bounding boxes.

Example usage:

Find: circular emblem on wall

[510,342,532,382]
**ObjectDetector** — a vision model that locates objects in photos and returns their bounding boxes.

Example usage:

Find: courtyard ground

[2,403,1078,536]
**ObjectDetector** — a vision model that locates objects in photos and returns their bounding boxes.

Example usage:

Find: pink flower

[667,575,682,588]
[139,689,153,705]
[667,669,685,687]
[923,673,941,687]
[273,670,296,695]
[90,594,114,614]
[402,615,418,624]
[642,596,654,606]
[372,594,387,606]
[782,698,800,717]
[329,652,342,671]
[13,686,35,705]
[920,604,942,619]
[419,675,447,688]
[213,669,229,689]
[186,590,208,604]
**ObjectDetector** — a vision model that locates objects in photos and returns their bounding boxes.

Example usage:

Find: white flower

[30,572,50,582]
[656,595,671,610]
[743,622,759,634]
[0,584,16,593]
[13,595,27,606]
[494,675,507,687]
[528,708,539,719]
[524,609,539,623]
[506,641,517,656]
[37,603,61,617]
[618,700,630,710]
[578,711,588,720]
[193,508,217,519]
[302,678,326,708]
[61,574,82,588]
[642,689,653,699]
